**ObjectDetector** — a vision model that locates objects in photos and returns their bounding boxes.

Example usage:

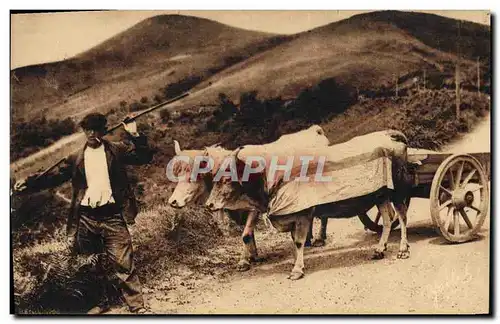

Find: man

[14,113,154,314]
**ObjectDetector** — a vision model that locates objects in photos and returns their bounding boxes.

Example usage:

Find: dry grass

[11,196,239,313]
[13,240,108,314]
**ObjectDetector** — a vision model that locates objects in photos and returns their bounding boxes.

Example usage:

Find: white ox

[205,130,412,280]
[167,125,330,270]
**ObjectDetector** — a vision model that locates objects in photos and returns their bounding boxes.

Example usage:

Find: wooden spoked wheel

[430,154,489,243]
[358,208,399,233]
[358,196,410,233]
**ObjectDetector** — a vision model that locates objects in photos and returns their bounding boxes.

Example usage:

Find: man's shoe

[87,304,111,315]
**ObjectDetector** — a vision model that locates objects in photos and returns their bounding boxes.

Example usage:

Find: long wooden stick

[34,92,190,180]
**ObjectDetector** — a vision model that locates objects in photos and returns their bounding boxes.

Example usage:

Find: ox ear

[174,140,181,155]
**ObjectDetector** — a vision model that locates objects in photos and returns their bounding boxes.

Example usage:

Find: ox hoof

[287,272,304,280]
[397,251,410,259]
[312,239,326,248]
[397,250,410,259]
[397,244,410,259]
[304,240,312,248]
[237,261,251,272]
[372,251,385,260]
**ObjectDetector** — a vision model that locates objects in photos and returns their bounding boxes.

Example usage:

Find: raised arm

[13,156,74,194]
[112,120,154,165]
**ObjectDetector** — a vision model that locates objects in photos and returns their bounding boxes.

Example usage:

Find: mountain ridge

[11,11,490,121]
[11,14,287,120]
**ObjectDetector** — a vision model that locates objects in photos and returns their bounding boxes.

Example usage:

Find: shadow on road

[244,222,458,278]
[344,221,439,245]
[221,215,489,282]
[427,233,487,246]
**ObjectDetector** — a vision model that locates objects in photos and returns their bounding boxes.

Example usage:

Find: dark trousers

[77,204,144,311]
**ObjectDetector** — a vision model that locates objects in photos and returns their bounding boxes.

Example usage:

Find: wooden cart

[358,150,491,243]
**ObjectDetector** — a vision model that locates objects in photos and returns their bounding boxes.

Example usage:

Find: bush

[287,78,357,122]
[393,90,490,149]
[159,109,171,123]
[162,75,203,99]
[202,78,357,148]
[153,94,163,104]
[11,117,77,161]
[179,111,195,124]
[129,101,147,112]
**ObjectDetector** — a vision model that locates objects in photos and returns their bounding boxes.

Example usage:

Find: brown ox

[205,130,412,280]
[168,125,331,270]
[166,141,263,269]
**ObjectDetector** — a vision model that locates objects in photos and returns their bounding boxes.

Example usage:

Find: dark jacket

[27,134,154,237]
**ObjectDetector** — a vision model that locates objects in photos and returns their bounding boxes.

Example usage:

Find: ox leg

[288,208,315,280]
[394,201,410,259]
[312,216,328,247]
[305,222,313,248]
[373,200,392,260]
[238,211,260,271]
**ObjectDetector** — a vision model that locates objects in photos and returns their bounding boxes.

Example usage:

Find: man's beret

[79,113,107,131]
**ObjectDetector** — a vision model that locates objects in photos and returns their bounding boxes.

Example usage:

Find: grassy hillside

[11,15,289,121]
[178,11,490,108]
[347,11,490,60]
[10,11,490,165]
[11,11,491,121]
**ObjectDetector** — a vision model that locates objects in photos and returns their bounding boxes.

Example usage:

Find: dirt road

[106,114,491,315]
[141,203,490,314]
[443,114,491,153]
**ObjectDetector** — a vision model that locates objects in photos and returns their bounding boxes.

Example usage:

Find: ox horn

[173,140,181,155]
[209,142,221,148]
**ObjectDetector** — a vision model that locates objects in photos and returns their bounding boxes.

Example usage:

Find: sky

[11,10,490,70]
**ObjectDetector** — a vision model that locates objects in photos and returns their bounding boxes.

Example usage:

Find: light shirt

[80,144,116,208]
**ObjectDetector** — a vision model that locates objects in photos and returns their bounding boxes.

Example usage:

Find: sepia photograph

[9,9,491,315]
